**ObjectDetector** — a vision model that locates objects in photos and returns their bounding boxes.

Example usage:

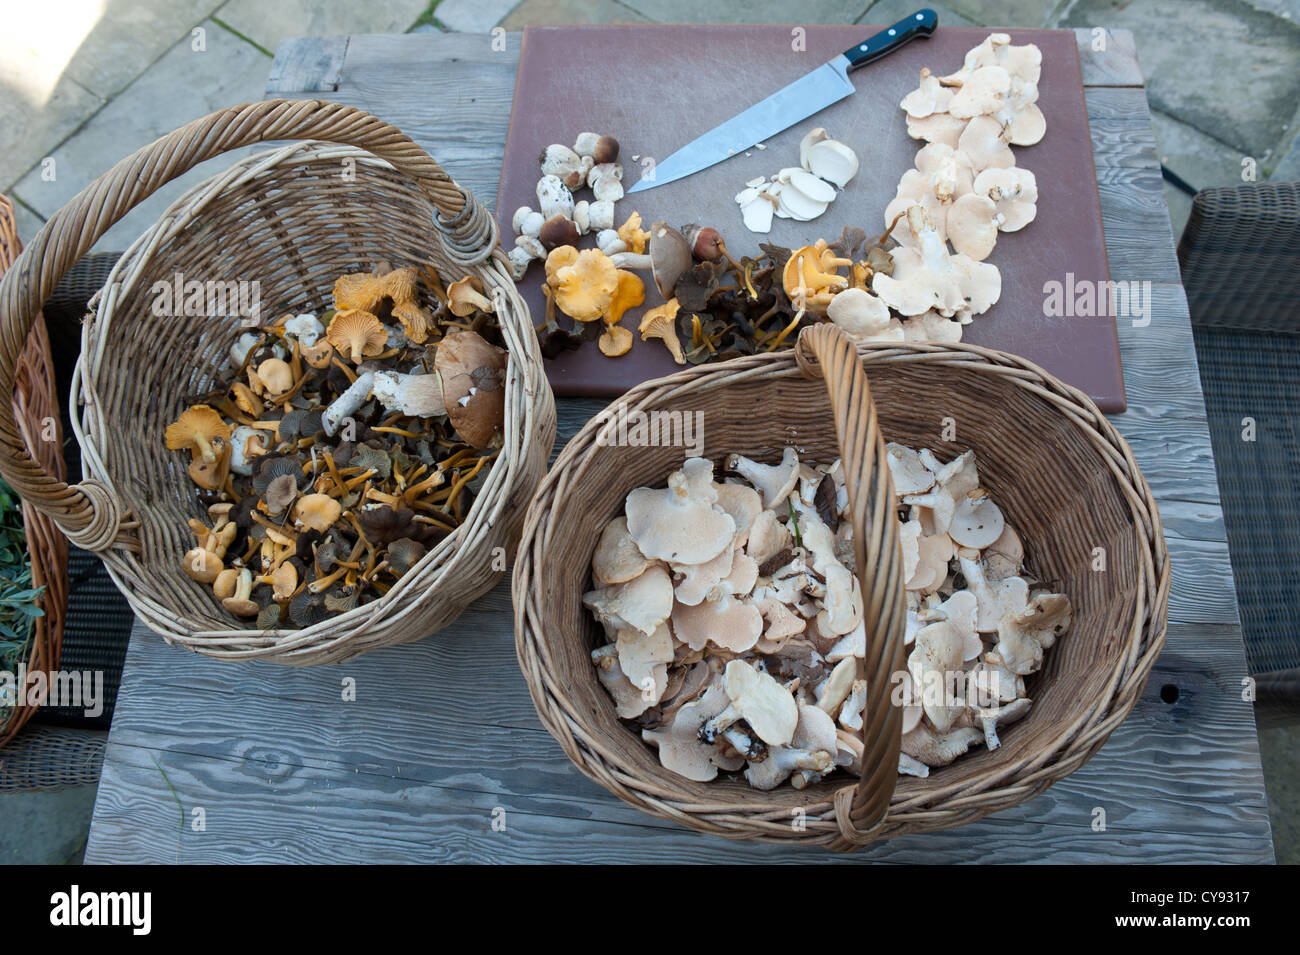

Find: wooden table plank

[85,28,1271,864]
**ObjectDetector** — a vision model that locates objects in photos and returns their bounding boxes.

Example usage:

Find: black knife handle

[841,9,938,71]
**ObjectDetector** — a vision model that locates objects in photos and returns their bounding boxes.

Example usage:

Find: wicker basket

[514,323,1170,850]
[0,101,555,665]
[0,196,69,743]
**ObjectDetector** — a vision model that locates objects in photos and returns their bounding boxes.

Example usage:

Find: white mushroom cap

[643,681,733,781]
[751,596,807,649]
[707,551,758,602]
[718,658,799,747]
[945,193,1001,261]
[947,65,1011,119]
[625,469,736,565]
[670,593,763,653]
[959,555,1029,632]
[593,515,650,586]
[616,623,675,698]
[593,644,662,719]
[900,67,953,119]
[949,488,1005,549]
[583,564,674,636]
[727,447,800,509]
[957,115,1015,172]
[901,722,984,767]
[908,618,966,733]
[713,483,762,548]
[826,287,893,341]
[745,508,792,568]
[906,112,968,149]
[993,592,1072,675]
[887,443,936,496]
[973,167,1038,231]
[671,545,735,606]
[804,139,859,188]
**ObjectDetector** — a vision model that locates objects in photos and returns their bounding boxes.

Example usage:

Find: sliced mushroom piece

[805,139,859,188]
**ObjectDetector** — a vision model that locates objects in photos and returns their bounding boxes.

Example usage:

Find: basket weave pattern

[515,327,1170,849]
[0,196,69,744]
[0,102,555,665]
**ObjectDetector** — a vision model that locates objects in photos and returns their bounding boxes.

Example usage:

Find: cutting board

[496,24,1125,412]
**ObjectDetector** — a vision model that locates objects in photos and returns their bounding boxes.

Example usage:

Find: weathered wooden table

[84,29,1274,863]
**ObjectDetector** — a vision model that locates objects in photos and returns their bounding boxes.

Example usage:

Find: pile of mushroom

[585,444,1071,789]
[734,128,860,233]
[862,32,1045,337]
[509,133,623,279]
[165,263,508,629]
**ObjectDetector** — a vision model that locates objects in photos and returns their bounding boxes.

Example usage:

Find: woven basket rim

[63,138,554,662]
[514,338,1170,848]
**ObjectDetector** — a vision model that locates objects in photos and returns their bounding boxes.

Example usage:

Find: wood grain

[84,28,1272,864]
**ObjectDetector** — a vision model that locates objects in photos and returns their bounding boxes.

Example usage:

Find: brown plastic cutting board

[497,24,1125,412]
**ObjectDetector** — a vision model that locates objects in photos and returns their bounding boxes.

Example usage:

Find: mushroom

[745,509,791,568]
[435,328,507,450]
[642,681,736,781]
[326,310,387,364]
[872,206,1002,321]
[624,466,735,565]
[825,287,899,342]
[900,67,953,118]
[583,564,674,637]
[887,443,935,496]
[901,310,964,343]
[944,193,1001,261]
[816,656,858,718]
[592,516,650,585]
[804,139,858,188]
[726,447,799,509]
[446,276,497,317]
[165,405,231,465]
[551,249,619,323]
[616,623,675,698]
[956,115,1015,172]
[969,695,1031,751]
[972,167,1038,232]
[901,722,984,767]
[947,65,1012,119]
[536,174,574,220]
[700,659,798,748]
[671,545,735,606]
[992,592,1072,675]
[221,568,260,619]
[321,370,375,437]
[671,593,762,653]
[292,493,343,534]
[538,214,581,250]
[371,371,446,418]
[637,299,685,364]
[539,143,585,188]
[949,487,1005,548]
[592,643,659,719]
[958,554,1029,632]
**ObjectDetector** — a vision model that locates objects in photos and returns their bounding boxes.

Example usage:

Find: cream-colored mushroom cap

[670,593,762,653]
[949,488,1006,549]
[583,564,674,636]
[592,515,649,586]
[726,447,800,509]
[625,468,735,565]
[642,682,734,781]
[721,659,798,747]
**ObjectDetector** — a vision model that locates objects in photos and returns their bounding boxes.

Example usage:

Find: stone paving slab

[1151,109,1253,236]
[12,20,271,254]
[59,0,225,98]
[1062,0,1300,159]
[436,0,523,32]
[502,0,652,27]
[623,0,873,23]
[943,0,1067,27]
[859,0,977,27]
[213,0,431,54]
[0,785,98,864]
[0,52,104,192]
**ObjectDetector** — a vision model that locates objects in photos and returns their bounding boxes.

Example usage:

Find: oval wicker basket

[0,101,555,665]
[0,195,69,744]
[514,323,1170,850]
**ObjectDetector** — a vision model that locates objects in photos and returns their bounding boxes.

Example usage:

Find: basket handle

[794,323,907,846]
[0,99,498,553]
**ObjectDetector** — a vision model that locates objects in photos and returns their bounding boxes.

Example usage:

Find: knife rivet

[888,28,896,35]
[859,43,867,50]
[915,12,923,18]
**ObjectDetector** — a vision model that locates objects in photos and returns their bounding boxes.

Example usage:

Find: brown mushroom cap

[257,358,295,398]
[292,493,343,533]
[435,328,507,450]
[647,222,692,300]
[538,215,581,250]
[165,405,231,464]
[326,309,388,364]
[187,438,232,490]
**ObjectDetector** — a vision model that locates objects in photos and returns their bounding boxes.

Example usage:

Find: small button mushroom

[540,143,586,188]
[536,174,574,220]
[537,214,581,250]
[511,205,535,234]
[589,163,624,202]
[573,202,609,238]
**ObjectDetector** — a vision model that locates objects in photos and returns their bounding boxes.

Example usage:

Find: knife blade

[626,9,938,194]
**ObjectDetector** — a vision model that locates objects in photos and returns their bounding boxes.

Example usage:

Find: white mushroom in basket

[625,467,735,564]
[726,447,800,509]
[643,681,742,781]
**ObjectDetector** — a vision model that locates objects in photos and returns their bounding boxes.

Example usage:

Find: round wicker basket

[0,101,555,665]
[0,195,69,744]
[514,323,1170,850]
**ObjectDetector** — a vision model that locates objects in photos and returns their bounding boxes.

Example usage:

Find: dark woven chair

[1179,182,1300,722]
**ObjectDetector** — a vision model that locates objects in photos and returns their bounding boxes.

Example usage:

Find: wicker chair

[1179,181,1300,720]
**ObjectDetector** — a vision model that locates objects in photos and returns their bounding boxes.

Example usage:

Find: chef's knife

[626,9,938,194]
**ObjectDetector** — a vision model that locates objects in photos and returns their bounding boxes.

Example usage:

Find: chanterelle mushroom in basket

[165,405,230,465]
